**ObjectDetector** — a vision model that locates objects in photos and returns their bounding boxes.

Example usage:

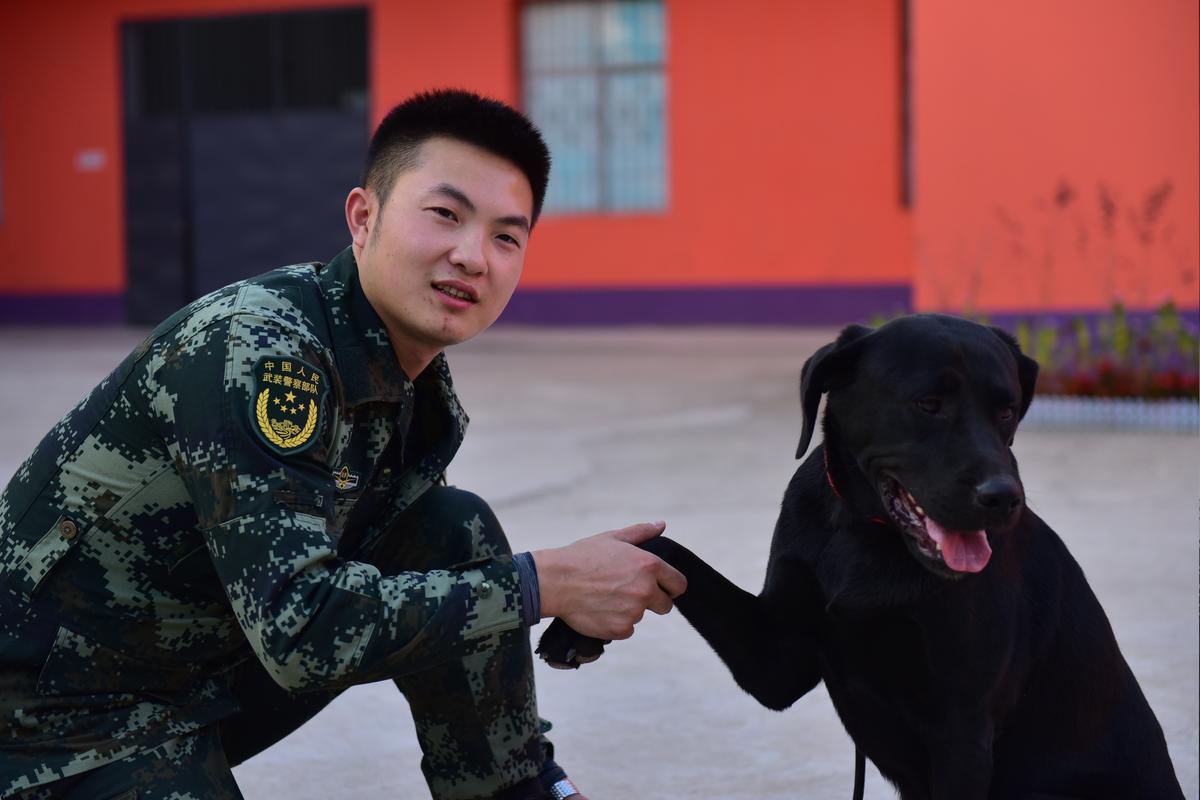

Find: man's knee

[409,485,513,565]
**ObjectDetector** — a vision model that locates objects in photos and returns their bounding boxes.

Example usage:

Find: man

[0,90,686,799]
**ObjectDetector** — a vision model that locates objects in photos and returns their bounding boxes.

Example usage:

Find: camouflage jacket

[0,248,525,794]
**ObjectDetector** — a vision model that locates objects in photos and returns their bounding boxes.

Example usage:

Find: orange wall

[4,0,1193,312]
[0,0,126,293]
[913,0,1200,313]
[527,0,912,288]
[0,0,361,295]
[0,0,911,297]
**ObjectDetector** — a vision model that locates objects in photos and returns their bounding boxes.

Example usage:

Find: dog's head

[796,314,1039,579]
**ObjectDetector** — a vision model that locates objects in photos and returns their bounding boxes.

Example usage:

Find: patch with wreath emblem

[250,356,328,455]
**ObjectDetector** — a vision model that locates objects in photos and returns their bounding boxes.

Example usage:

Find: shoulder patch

[250,356,328,455]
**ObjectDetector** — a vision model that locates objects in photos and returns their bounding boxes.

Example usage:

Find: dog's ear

[797,324,872,458]
[989,326,1040,420]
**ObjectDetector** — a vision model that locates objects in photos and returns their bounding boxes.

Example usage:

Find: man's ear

[797,324,872,459]
[989,326,1039,420]
[345,187,375,249]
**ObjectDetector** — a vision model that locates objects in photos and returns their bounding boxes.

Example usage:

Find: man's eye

[496,233,521,248]
[429,207,458,221]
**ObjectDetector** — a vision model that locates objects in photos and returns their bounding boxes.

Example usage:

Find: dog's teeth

[915,504,925,516]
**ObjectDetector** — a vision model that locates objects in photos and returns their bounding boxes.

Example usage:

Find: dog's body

[539,315,1183,799]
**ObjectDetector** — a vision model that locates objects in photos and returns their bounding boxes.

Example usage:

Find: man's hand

[532,521,687,640]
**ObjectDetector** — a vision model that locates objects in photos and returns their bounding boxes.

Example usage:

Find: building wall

[913,0,1199,314]
[525,0,912,291]
[0,0,363,300]
[2,0,1193,322]
[0,0,911,323]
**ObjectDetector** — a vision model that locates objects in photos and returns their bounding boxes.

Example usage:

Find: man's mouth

[878,474,992,575]
[433,282,478,303]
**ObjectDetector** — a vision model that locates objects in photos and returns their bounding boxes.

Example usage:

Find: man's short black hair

[363,89,552,225]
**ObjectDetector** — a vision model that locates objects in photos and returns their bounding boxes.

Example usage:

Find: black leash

[827,449,870,800]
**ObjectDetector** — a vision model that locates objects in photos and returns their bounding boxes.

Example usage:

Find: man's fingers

[655,562,688,599]
[647,589,674,616]
[609,520,667,545]
[610,624,636,641]
[607,522,687,598]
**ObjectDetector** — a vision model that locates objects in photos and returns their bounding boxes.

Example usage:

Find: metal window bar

[899,0,913,208]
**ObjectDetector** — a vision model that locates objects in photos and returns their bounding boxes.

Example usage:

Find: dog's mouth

[879,474,992,576]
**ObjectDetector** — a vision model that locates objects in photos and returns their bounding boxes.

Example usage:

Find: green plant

[871,303,1199,400]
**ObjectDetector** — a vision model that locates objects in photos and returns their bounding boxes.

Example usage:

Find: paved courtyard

[1,325,1196,799]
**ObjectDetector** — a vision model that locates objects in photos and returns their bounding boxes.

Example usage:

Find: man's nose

[449,231,487,275]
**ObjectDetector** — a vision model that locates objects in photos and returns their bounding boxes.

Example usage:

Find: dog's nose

[974,476,1023,513]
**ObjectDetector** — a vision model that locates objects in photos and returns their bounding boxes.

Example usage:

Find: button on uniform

[59,520,78,541]
[478,581,493,598]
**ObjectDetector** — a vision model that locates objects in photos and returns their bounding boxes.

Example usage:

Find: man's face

[348,136,534,376]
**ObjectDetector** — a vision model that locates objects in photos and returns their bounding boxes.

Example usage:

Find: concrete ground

[1,325,1196,799]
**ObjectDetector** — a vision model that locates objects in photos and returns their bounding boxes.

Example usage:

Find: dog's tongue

[925,519,991,573]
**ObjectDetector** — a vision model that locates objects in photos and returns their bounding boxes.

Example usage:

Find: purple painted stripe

[0,293,125,325]
[499,284,913,326]
[6,289,1190,330]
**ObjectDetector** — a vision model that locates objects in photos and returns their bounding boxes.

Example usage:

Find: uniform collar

[317,248,469,465]
[318,247,413,406]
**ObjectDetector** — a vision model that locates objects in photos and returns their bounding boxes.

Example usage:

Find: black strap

[852,747,866,800]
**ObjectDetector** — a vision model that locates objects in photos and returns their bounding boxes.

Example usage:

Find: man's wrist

[512,551,541,625]
[530,547,573,620]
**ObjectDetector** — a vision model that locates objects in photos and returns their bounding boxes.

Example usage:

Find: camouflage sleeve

[153,314,524,691]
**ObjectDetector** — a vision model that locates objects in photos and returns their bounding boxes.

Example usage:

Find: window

[521,0,667,213]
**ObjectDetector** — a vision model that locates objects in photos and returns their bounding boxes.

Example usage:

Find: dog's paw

[536,618,610,669]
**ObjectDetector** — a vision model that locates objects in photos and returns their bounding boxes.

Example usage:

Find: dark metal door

[121,9,368,323]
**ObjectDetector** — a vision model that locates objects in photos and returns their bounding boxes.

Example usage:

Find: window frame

[519,0,669,215]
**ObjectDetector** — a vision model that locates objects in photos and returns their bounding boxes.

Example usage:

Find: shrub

[1013,302,1198,400]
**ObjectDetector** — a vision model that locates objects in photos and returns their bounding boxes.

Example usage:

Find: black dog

[538,315,1183,799]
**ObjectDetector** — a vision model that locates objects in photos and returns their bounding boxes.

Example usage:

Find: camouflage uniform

[0,249,559,799]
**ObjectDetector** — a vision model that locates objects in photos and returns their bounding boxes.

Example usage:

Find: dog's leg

[538,537,823,711]
[641,537,823,711]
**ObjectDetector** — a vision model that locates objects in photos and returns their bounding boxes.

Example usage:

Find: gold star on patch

[285,391,297,403]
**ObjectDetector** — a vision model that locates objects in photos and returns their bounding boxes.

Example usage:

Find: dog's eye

[915,397,943,415]
[999,407,1016,423]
